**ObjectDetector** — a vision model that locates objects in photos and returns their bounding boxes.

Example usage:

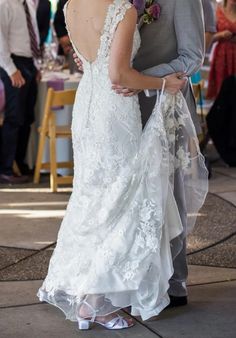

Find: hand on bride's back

[164,73,187,95]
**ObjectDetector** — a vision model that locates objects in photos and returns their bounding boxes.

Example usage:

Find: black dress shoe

[166,295,188,308]
[0,174,29,184]
[16,162,34,175]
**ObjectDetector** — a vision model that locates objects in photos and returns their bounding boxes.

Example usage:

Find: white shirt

[0,0,40,76]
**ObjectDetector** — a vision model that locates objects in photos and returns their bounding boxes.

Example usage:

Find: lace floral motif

[100,0,133,60]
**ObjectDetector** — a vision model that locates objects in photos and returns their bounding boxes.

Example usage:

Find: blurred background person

[0,0,40,183]
[37,0,51,49]
[192,0,217,85]
[53,0,72,56]
[202,0,217,50]
[207,0,236,98]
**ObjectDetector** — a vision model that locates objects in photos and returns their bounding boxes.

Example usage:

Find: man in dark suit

[37,0,51,48]
[54,0,72,56]
[0,0,40,183]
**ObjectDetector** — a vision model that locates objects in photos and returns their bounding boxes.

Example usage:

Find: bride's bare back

[65,0,114,63]
[65,0,185,93]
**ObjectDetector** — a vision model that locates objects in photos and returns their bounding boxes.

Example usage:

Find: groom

[115,0,204,307]
[134,0,205,307]
[74,0,205,307]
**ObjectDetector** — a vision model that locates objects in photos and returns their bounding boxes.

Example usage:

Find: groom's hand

[112,85,141,96]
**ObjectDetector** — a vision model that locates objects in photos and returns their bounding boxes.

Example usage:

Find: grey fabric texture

[133,0,205,135]
[133,0,205,296]
[202,0,217,33]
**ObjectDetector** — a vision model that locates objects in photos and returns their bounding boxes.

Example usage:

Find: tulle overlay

[37,0,208,321]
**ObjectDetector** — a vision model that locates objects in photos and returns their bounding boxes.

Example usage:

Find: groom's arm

[143,0,205,78]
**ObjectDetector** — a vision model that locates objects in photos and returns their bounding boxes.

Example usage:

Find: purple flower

[146,4,161,20]
[130,0,161,25]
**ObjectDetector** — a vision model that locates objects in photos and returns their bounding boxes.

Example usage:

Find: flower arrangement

[130,0,161,25]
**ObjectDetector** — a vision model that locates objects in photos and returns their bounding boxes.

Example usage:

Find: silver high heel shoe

[77,301,134,330]
[78,315,134,330]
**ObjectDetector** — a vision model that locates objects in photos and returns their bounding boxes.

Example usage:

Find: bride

[37,0,208,331]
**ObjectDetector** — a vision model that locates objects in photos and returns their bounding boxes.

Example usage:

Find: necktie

[23,0,41,58]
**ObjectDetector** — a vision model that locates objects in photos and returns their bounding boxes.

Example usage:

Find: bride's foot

[77,310,134,330]
[77,300,134,330]
[95,313,134,329]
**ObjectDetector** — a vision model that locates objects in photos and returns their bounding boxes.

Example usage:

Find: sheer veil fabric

[37,0,208,321]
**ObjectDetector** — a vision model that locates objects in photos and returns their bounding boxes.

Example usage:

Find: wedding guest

[207,75,236,167]
[54,0,72,56]
[207,0,236,98]
[202,0,217,50]
[37,0,51,48]
[0,0,40,183]
[191,0,216,84]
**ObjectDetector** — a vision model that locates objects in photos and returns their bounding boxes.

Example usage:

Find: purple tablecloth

[47,78,65,110]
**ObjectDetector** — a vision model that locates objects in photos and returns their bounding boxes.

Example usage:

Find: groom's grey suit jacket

[134,0,205,133]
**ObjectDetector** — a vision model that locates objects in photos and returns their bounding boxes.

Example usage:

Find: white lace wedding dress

[37,0,208,321]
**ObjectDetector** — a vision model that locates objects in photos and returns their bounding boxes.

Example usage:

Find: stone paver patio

[0,161,235,338]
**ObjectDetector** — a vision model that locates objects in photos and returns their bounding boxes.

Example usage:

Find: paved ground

[0,158,236,338]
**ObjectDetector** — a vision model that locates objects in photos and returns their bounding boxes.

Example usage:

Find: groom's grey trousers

[133,0,205,297]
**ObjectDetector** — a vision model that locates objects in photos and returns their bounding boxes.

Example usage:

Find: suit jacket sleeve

[53,0,67,39]
[143,0,205,78]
